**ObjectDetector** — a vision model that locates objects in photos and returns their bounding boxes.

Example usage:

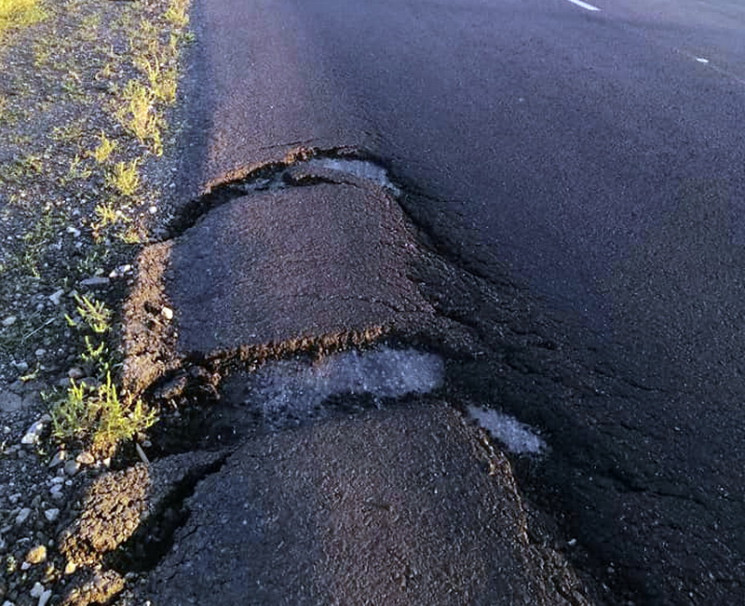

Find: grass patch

[0,0,44,39]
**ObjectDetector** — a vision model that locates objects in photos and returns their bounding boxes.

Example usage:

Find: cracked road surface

[102,0,745,603]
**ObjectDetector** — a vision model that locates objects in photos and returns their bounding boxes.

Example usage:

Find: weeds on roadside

[53,295,157,454]
[65,154,92,183]
[92,131,117,164]
[135,55,178,104]
[116,81,163,155]
[68,293,112,334]
[0,0,44,39]
[106,159,140,196]
[164,0,188,29]
[92,202,122,236]
[51,373,157,453]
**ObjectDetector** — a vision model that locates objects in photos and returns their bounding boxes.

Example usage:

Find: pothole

[467,405,546,455]
[201,346,444,444]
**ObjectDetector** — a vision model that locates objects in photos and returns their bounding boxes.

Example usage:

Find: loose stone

[15,508,32,525]
[44,508,59,523]
[48,450,66,468]
[21,420,46,445]
[68,367,85,380]
[2,316,16,327]
[64,460,80,476]
[76,451,95,466]
[48,289,64,306]
[30,582,44,598]
[80,277,110,288]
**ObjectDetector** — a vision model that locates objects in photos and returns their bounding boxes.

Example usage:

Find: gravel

[0,0,193,601]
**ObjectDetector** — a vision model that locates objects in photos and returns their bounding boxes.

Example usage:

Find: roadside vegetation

[0,0,44,38]
[0,0,192,455]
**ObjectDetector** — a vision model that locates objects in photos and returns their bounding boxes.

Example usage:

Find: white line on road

[564,0,601,11]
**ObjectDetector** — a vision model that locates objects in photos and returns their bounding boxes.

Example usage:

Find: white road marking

[565,0,601,11]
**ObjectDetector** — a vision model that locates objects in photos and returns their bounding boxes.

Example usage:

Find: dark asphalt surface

[164,0,745,603]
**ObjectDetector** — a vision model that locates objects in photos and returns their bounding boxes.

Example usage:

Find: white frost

[467,406,546,454]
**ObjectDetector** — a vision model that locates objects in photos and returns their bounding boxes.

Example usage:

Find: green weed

[92,132,117,164]
[71,294,112,334]
[106,159,140,196]
[51,373,157,454]
[116,81,163,155]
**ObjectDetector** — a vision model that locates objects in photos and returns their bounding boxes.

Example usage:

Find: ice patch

[239,157,400,195]
[467,406,546,454]
[222,347,443,428]
[306,158,400,194]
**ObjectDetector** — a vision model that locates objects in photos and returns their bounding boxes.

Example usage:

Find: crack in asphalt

[162,146,392,239]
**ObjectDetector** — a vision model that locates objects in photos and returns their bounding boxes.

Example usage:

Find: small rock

[34,348,46,358]
[66,226,81,237]
[109,265,132,279]
[30,582,44,598]
[21,419,46,445]
[15,507,31,526]
[0,391,23,413]
[68,367,85,380]
[25,545,47,565]
[43,508,59,523]
[2,316,16,327]
[76,451,95,465]
[48,289,64,306]
[161,306,174,320]
[80,277,110,288]
[48,450,66,468]
[64,460,80,476]
[39,590,52,606]
[64,561,77,575]
[13,360,29,374]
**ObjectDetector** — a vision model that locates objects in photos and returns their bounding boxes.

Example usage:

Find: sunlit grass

[0,0,44,39]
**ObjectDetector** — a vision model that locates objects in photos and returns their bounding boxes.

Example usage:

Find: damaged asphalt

[59,0,745,604]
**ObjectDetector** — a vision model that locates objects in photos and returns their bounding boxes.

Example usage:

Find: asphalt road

[168,0,745,602]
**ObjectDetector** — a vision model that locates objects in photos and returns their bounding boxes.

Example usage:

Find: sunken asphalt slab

[134,404,588,606]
